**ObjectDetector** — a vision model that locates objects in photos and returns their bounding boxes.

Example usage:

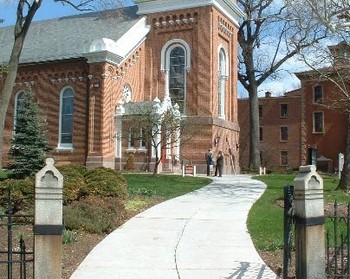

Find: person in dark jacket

[206,149,214,176]
[215,149,224,177]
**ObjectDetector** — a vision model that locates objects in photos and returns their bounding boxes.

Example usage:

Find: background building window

[313,112,324,133]
[280,104,288,117]
[169,47,186,113]
[140,128,146,149]
[280,151,288,166]
[259,105,263,118]
[280,126,288,141]
[128,127,135,149]
[59,87,74,148]
[259,126,263,141]
[313,85,323,104]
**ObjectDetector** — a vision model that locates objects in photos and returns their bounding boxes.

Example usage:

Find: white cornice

[84,17,150,66]
[135,0,245,26]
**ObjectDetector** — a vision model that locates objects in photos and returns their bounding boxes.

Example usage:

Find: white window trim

[138,127,147,151]
[313,111,324,134]
[218,46,229,119]
[280,126,288,141]
[58,86,74,150]
[313,85,324,104]
[128,127,136,150]
[161,39,191,73]
[13,90,26,133]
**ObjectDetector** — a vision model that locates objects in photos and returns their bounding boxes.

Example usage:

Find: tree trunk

[248,84,261,170]
[0,36,25,168]
[337,113,350,191]
[0,0,42,169]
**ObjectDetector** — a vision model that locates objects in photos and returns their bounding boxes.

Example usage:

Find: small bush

[83,167,127,199]
[0,178,34,213]
[63,196,126,234]
[124,153,135,171]
[58,164,87,203]
[62,229,77,244]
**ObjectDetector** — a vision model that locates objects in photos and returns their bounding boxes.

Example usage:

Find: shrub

[63,196,126,234]
[83,167,127,199]
[124,153,135,171]
[58,164,87,203]
[0,178,34,213]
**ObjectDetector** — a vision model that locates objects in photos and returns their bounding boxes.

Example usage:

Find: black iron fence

[0,188,34,279]
[283,185,350,279]
[325,201,350,278]
[283,185,295,279]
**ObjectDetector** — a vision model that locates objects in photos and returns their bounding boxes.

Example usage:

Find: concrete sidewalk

[70,175,279,279]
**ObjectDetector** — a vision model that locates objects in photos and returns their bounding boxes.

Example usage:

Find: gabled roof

[0,6,141,64]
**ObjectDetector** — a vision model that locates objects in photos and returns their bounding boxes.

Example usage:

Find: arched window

[218,47,229,119]
[169,47,186,112]
[161,39,191,114]
[122,84,132,103]
[14,91,27,133]
[59,87,74,148]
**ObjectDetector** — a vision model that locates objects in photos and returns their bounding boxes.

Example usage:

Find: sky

[0,0,303,97]
[0,0,134,26]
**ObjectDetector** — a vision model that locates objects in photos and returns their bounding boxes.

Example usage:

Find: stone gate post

[34,158,63,279]
[294,165,325,279]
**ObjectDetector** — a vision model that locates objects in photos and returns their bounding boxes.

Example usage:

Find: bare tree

[237,0,329,170]
[0,0,124,168]
[125,99,200,176]
[289,0,350,190]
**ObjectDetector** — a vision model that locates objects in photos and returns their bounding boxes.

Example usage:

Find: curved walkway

[70,175,279,279]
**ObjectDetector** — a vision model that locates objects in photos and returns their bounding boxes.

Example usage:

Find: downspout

[84,62,91,165]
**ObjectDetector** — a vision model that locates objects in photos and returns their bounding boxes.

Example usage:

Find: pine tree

[10,91,51,178]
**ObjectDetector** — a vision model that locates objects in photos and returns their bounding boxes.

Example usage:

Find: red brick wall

[301,79,348,170]
[238,94,302,171]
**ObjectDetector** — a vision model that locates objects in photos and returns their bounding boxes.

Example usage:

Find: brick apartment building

[238,42,349,172]
[238,90,302,171]
[0,0,244,174]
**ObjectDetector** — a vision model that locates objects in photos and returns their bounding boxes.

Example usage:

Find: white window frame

[13,90,27,133]
[58,86,75,150]
[218,46,229,119]
[128,127,136,150]
[139,127,147,150]
[280,126,288,141]
[313,111,324,133]
[313,85,324,104]
[161,39,191,114]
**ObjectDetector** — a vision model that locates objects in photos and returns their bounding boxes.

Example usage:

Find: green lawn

[124,173,212,199]
[248,173,348,251]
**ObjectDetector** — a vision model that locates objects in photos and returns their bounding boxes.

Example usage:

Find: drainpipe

[84,62,90,166]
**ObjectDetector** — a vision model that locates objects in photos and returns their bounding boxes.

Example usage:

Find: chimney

[265,91,272,98]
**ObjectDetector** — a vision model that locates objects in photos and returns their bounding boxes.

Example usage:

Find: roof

[0,6,140,64]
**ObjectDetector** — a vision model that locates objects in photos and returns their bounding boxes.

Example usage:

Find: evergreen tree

[10,91,51,178]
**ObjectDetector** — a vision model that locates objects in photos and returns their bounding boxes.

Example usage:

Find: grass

[124,173,212,200]
[248,173,349,251]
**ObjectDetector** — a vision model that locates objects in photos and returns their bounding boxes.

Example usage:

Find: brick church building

[0,0,244,174]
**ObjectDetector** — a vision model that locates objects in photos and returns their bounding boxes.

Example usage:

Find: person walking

[214,149,224,177]
[206,149,214,176]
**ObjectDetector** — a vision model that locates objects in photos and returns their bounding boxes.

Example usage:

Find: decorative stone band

[295,216,325,226]
[34,225,63,235]
[294,188,324,200]
[35,187,63,201]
